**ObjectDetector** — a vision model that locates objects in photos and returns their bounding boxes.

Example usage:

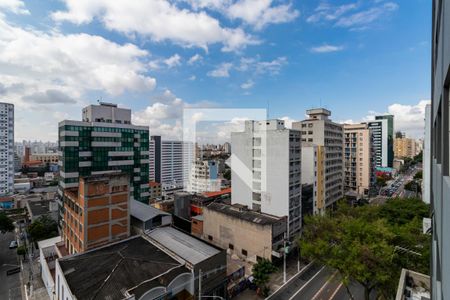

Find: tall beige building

[293,108,344,212]
[343,123,374,197]
[394,137,417,158]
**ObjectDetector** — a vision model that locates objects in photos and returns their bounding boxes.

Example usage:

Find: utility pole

[198,269,202,299]
[283,233,287,284]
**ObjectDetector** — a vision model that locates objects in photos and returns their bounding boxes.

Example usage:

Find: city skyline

[0,0,430,142]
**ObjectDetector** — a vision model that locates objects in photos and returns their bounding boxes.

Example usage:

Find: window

[208,235,213,241]
[229,243,234,250]
[242,249,248,256]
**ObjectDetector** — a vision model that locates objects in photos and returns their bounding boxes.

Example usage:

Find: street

[0,231,22,300]
[268,262,375,300]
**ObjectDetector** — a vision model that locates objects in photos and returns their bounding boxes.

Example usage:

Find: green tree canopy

[414,171,423,180]
[28,215,58,242]
[251,259,277,296]
[300,199,430,300]
[0,212,14,233]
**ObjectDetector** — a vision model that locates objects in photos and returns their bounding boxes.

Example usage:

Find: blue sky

[0,0,431,141]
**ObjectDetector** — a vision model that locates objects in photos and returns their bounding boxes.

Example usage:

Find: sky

[0,0,431,142]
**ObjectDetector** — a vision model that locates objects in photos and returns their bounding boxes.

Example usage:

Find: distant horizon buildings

[0,102,14,196]
[149,135,194,188]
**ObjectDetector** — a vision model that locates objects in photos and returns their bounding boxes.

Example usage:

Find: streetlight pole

[283,233,287,284]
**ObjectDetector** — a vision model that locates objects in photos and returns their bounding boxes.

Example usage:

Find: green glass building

[375,115,394,167]
[58,103,150,208]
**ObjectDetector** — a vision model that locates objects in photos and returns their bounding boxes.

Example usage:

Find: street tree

[28,215,58,242]
[251,259,277,296]
[300,199,430,300]
[0,212,14,233]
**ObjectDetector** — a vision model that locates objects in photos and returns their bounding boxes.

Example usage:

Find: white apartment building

[231,120,302,239]
[293,108,344,212]
[149,136,194,188]
[0,102,14,196]
[367,119,389,167]
[187,160,221,193]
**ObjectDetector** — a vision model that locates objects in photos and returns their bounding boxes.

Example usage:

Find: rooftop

[206,202,284,225]
[58,236,189,300]
[146,226,221,265]
[130,200,170,222]
[203,187,232,198]
[27,200,54,217]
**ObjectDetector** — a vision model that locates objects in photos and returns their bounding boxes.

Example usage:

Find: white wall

[55,260,75,300]
[423,104,431,204]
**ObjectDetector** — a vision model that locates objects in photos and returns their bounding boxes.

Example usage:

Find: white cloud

[188,53,202,65]
[238,56,288,75]
[307,1,398,30]
[0,0,29,15]
[164,54,181,68]
[227,0,299,30]
[240,79,254,89]
[280,116,297,129]
[307,3,357,23]
[188,75,196,81]
[52,0,259,52]
[132,89,219,140]
[336,2,399,29]
[310,44,344,53]
[0,17,156,109]
[208,63,233,77]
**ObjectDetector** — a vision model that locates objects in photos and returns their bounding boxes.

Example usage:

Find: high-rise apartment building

[0,102,14,196]
[343,123,374,197]
[231,120,302,238]
[375,115,394,167]
[149,136,194,188]
[58,102,149,221]
[367,119,389,167]
[63,173,130,254]
[293,108,344,211]
[394,137,418,158]
[430,1,450,298]
[301,144,325,214]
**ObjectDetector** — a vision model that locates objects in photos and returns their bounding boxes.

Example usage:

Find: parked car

[9,240,18,249]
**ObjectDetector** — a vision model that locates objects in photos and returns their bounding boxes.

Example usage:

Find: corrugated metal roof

[130,200,170,222]
[147,227,220,265]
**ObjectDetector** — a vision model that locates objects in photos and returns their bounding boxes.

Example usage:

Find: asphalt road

[268,263,374,300]
[0,231,22,300]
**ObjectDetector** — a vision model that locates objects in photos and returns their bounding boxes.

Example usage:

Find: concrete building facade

[231,119,302,239]
[301,144,325,214]
[394,137,418,159]
[293,108,344,211]
[343,123,374,197]
[423,104,431,204]
[62,173,130,254]
[0,102,14,196]
[430,1,450,298]
[203,203,287,262]
[187,159,221,193]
